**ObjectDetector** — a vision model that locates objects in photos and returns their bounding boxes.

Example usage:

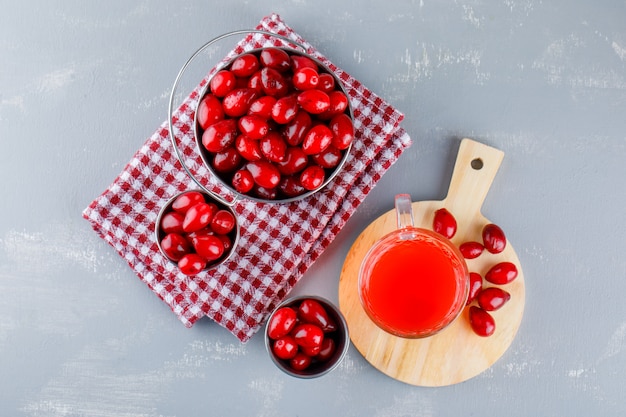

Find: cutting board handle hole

[471,158,484,170]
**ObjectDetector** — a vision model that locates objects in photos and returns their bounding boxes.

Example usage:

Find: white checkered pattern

[83,13,412,342]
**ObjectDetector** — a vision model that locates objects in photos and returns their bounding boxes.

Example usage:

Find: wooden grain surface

[339,139,526,386]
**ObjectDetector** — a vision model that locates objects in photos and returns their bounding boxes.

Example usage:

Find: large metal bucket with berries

[168,30,355,206]
[158,30,355,275]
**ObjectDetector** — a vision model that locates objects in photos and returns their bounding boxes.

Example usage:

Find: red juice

[360,229,468,338]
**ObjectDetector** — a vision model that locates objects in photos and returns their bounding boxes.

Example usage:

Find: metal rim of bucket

[168,29,354,206]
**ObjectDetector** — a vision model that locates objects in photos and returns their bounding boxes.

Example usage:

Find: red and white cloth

[83,13,412,342]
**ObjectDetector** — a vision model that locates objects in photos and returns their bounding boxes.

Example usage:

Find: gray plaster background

[1,1,626,416]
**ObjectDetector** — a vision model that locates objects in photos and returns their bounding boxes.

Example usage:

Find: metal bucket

[167,30,354,206]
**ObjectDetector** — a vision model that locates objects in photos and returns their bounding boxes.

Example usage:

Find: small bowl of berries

[155,189,239,275]
[265,295,350,378]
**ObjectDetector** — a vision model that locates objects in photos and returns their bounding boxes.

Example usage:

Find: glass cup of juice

[358,194,469,339]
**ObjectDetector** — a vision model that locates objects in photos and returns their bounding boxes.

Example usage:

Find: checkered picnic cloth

[83,13,412,342]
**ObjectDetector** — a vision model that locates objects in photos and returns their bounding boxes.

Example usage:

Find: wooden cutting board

[338,138,525,386]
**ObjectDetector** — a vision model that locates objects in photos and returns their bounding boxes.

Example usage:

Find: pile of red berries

[157,191,237,275]
[195,47,355,201]
[267,298,342,373]
[433,208,518,337]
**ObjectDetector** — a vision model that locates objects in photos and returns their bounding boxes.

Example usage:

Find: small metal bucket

[155,189,240,273]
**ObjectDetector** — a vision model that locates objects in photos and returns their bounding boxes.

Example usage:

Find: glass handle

[395,194,414,230]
